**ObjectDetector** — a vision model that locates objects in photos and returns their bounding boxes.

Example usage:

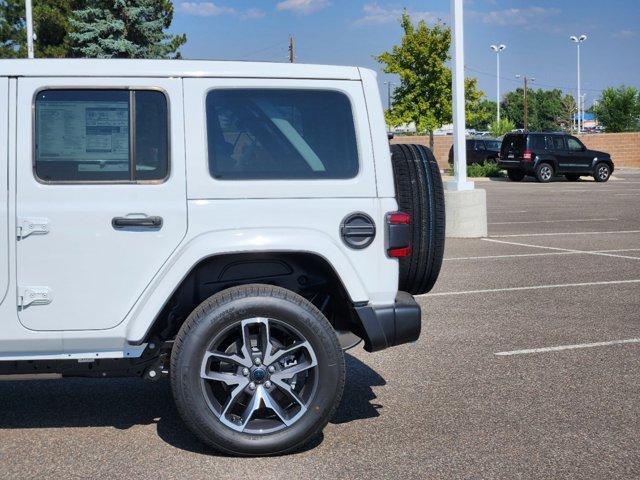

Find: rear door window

[206,89,359,180]
[34,89,169,183]
[529,135,546,150]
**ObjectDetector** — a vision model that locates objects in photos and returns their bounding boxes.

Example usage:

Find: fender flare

[123,227,370,344]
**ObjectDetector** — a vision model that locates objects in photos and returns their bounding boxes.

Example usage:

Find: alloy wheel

[200,317,318,434]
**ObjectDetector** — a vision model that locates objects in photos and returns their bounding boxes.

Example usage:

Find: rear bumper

[498,159,535,173]
[353,292,422,352]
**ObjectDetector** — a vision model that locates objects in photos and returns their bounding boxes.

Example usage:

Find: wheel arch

[124,231,369,345]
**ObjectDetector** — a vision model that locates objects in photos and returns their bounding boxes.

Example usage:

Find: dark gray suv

[498,132,614,183]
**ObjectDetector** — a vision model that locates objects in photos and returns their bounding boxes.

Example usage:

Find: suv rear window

[206,89,359,180]
[34,89,169,183]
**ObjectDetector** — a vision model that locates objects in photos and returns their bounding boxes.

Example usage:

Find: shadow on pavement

[0,352,385,455]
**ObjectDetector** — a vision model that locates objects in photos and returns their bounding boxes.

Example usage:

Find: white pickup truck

[0,59,445,456]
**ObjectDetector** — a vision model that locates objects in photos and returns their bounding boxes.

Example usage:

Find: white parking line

[494,338,640,356]
[489,218,617,225]
[421,279,640,297]
[482,238,640,261]
[443,248,640,261]
[491,230,640,238]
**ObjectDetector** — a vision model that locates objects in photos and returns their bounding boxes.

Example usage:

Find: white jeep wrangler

[0,59,445,456]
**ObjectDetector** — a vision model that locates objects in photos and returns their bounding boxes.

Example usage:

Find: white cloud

[276,0,330,15]
[355,4,442,26]
[179,2,236,16]
[179,2,265,20]
[241,8,267,20]
[613,29,637,39]
[472,6,560,27]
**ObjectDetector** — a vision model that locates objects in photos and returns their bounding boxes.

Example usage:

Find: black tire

[565,174,581,182]
[507,170,525,182]
[535,162,554,183]
[594,163,611,182]
[390,144,445,295]
[170,284,345,456]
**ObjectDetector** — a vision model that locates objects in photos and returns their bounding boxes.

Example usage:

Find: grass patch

[466,161,505,178]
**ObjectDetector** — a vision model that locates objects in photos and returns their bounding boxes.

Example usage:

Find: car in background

[448,138,502,166]
[498,132,614,183]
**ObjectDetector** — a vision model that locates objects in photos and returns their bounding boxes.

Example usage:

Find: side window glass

[529,135,546,150]
[552,136,565,150]
[34,89,169,183]
[567,137,583,152]
[206,89,359,180]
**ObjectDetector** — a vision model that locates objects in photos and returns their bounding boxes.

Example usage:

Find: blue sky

[171,0,640,107]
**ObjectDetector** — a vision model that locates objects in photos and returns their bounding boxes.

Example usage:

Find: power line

[464,65,605,94]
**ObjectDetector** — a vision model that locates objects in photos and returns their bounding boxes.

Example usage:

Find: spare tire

[390,144,445,295]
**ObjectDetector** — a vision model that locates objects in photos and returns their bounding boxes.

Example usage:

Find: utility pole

[490,44,506,123]
[516,75,534,131]
[25,0,35,58]
[288,35,295,63]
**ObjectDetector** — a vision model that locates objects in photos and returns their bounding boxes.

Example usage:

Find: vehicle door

[565,136,592,173]
[0,78,8,306]
[549,135,570,173]
[15,77,187,331]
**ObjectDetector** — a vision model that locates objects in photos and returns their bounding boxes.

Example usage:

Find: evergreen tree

[69,0,186,59]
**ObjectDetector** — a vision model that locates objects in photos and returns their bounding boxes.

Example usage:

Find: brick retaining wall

[391,132,640,169]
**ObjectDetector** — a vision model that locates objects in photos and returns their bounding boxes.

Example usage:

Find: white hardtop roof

[0,59,365,80]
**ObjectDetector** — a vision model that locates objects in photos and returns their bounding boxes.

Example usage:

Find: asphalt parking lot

[1,170,639,479]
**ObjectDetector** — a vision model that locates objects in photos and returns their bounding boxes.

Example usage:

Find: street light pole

[25,0,35,59]
[570,34,587,133]
[516,75,535,131]
[490,44,506,123]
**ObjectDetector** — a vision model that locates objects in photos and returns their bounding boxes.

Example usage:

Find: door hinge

[17,217,50,240]
[18,286,53,308]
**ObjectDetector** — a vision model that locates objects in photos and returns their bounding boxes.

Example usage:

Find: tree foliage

[377,12,486,143]
[70,0,186,58]
[501,88,575,132]
[0,0,78,58]
[1,0,186,59]
[593,86,640,132]
[488,118,515,137]
[468,98,496,131]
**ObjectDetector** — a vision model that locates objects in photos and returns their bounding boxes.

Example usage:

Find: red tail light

[523,150,533,161]
[387,212,411,258]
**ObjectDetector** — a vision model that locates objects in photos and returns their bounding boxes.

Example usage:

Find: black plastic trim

[353,292,421,352]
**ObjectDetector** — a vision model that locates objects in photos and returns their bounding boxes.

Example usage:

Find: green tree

[69,0,186,59]
[488,118,515,137]
[468,98,496,131]
[0,0,78,58]
[593,86,640,132]
[501,88,572,132]
[377,12,485,148]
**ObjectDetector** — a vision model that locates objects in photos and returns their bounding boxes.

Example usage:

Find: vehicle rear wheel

[594,163,611,182]
[565,174,581,182]
[507,170,525,182]
[535,163,554,183]
[171,284,345,456]
[390,144,445,295]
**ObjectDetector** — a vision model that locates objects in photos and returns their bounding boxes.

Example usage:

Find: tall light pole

[570,34,587,133]
[490,44,506,123]
[516,75,535,131]
[25,0,35,58]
